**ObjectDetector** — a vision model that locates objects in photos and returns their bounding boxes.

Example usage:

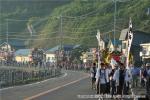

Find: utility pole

[58,15,63,65]
[113,0,117,46]
[60,15,63,50]
[6,19,8,44]
[6,19,9,52]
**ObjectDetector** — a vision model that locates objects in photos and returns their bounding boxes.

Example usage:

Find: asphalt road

[0,70,98,100]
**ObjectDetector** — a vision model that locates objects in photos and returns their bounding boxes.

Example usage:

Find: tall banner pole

[126,17,133,69]
[96,30,101,95]
[96,30,101,68]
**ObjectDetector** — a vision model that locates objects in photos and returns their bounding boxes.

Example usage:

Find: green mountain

[1,0,150,49]
[0,0,71,48]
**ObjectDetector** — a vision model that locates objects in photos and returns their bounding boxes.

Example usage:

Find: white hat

[146,63,150,67]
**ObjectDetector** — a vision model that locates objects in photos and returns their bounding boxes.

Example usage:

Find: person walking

[124,64,132,95]
[95,63,108,94]
[145,63,150,99]
[113,62,126,95]
[131,64,140,88]
[105,63,111,94]
[109,64,117,98]
[140,64,147,87]
[90,62,97,89]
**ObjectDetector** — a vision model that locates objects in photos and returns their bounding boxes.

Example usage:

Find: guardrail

[0,66,61,89]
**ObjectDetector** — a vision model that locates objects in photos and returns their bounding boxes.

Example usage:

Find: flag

[126,18,133,69]
[96,30,105,50]
[96,30,101,46]
[96,30,101,68]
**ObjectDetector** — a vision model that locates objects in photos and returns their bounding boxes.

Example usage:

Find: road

[0,70,97,100]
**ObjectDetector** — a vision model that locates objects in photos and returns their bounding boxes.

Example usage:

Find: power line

[0,30,113,40]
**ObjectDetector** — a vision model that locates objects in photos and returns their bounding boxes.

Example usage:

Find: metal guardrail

[0,66,61,89]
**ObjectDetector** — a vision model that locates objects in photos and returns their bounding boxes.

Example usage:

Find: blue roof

[15,49,31,56]
[112,39,122,46]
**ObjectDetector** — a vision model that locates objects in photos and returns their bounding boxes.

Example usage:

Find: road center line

[24,75,89,100]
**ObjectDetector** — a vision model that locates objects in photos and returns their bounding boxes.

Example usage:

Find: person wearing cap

[95,62,109,94]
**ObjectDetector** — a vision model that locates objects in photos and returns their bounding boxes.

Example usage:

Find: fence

[0,67,61,89]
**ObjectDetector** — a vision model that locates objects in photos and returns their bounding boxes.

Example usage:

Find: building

[15,49,31,62]
[119,29,150,65]
[0,42,13,52]
[81,52,93,63]
[45,45,80,63]
[107,39,122,52]
[45,50,56,63]
[140,43,150,63]
[0,42,14,61]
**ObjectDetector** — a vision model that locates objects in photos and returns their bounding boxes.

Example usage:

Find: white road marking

[24,75,89,100]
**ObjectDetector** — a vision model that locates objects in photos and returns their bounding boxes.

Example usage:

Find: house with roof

[107,39,122,52]
[45,45,80,63]
[15,49,31,62]
[0,42,15,61]
[119,29,150,65]
[0,42,13,52]
[1,39,26,49]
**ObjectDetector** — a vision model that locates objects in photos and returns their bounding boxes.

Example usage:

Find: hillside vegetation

[0,0,150,48]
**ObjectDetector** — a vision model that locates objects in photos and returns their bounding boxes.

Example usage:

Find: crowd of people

[90,61,150,99]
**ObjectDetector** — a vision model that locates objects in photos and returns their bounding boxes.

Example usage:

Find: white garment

[100,70,106,84]
[113,69,119,86]
[125,68,132,82]
[96,68,109,84]
[105,68,111,83]
[113,68,132,86]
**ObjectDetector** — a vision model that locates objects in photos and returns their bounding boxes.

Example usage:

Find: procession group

[90,61,150,98]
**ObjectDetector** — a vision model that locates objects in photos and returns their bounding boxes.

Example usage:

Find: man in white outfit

[113,62,132,95]
[95,63,109,94]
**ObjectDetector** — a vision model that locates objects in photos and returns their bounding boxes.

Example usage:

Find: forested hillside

[0,0,150,48]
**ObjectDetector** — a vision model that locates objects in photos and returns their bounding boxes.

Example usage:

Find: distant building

[15,49,31,62]
[46,45,79,63]
[140,43,150,63]
[1,40,26,49]
[0,42,13,52]
[107,39,122,52]
[0,42,14,61]
[119,29,150,65]
[81,52,93,63]
[45,50,56,63]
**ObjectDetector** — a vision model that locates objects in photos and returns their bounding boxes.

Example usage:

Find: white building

[140,43,150,61]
